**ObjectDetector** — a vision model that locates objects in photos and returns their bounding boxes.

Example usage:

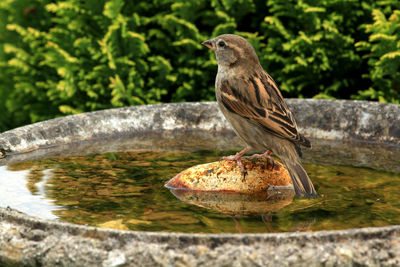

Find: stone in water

[166,157,293,193]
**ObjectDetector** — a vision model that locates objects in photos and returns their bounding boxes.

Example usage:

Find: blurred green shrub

[355,9,400,103]
[0,0,399,132]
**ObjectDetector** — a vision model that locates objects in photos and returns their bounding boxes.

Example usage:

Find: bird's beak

[202,39,215,51]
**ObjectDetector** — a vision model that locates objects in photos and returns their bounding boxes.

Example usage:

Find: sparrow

[202,34,317,198]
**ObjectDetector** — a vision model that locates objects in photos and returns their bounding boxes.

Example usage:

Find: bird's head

[202,34,260,69]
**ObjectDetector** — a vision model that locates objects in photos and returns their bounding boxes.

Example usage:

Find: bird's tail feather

[283,159,317,198]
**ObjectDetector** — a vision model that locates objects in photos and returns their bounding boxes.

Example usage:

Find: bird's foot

[222,147,249,179]
[251,150,275,171]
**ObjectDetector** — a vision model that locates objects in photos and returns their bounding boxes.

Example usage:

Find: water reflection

[0,149,399,233]
[169,188,296,233]
[169,189,295,216]
[0,166,60,220]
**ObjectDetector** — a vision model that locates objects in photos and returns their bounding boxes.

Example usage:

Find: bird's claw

[251,150,275,171]
[221,148,249,180]
[222,154,247,180]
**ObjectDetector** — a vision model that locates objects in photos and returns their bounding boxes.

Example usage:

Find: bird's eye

[218,41,226,48]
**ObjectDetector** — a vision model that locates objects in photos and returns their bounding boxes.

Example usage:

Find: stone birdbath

[1,99,400,266]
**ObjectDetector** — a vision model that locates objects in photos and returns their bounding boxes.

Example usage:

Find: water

[1,145,400,233]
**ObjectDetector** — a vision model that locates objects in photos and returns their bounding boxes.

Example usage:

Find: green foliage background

[0,0,399,132]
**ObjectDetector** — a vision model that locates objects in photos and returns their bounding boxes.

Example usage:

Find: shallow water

[1,148,400,233]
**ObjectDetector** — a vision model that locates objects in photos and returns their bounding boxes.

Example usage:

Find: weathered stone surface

[0,102,230,158]
[1,207,400,266]
[1,99,400,158]
[2,131,400,174]
[166,157,292,193]
[288,99,400,144]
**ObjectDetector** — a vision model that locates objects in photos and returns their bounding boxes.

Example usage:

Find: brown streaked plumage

[202,34,317,198]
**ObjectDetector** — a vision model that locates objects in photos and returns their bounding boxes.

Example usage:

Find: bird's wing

[219,72,310,146]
